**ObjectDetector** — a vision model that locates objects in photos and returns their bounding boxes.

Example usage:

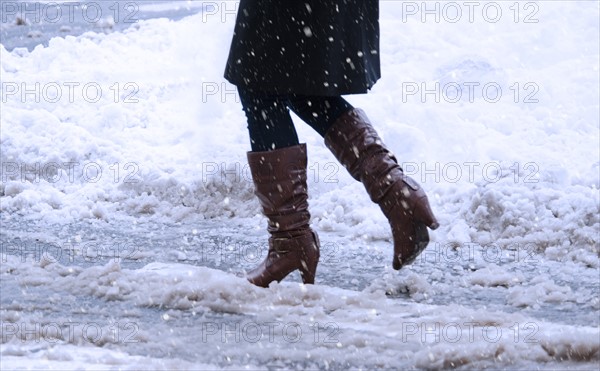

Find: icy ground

[1,1,599,369]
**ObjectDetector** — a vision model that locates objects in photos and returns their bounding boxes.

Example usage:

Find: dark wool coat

[224,0,380,96]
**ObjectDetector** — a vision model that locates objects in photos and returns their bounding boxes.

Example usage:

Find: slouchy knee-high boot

[246,143,320,287]
[324,109,439,269]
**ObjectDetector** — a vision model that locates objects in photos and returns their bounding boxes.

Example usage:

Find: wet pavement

[1,213,599,368]
[1,0,206,51]
[1,214,598,324]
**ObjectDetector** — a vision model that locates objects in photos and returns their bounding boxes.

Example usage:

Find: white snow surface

[1,1,599,369]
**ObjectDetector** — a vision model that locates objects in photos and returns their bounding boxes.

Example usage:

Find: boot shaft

[246,144,311,236]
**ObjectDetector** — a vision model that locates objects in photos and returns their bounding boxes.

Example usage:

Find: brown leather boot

[324,109,439,270]
[246,143,320,287]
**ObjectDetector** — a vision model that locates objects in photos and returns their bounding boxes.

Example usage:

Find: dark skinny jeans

[238,87,353,152]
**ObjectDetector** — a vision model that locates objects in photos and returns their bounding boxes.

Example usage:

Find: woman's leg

[323,109,439,270]
[287,95,354,137]
[237,87,320,287]
[283,93,439,270]
[238,87,300,151]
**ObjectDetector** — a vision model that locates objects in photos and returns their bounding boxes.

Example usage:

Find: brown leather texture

[246,144,320,287]
[324,109,439,270]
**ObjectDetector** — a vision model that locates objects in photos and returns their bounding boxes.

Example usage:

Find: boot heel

[299,263,317,284]
[299,232,320,285]
[299,259,318,284]
[413,195,439,230]
[401,175,439,230]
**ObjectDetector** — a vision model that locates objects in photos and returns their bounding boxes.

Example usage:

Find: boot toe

[391,222,430,270]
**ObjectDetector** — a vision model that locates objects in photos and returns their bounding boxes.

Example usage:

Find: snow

[1,253,598,369]
[1,0,599,369]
